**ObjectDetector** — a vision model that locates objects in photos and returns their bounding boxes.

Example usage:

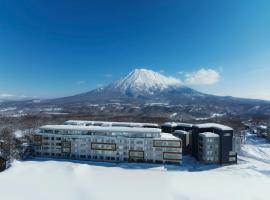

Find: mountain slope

[1,68,270,118]
[110,69,181,96]
[49,68,269,107]
[53,69,204,104]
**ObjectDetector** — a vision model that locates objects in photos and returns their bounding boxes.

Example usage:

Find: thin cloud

[0,93,33,100]
[0,93,14,97]
[177,71,184,75]
[76,80,86,85]
[159,70,165,73]
[96,83,104,88]
[104,74,112,78]
[185,68,220,85]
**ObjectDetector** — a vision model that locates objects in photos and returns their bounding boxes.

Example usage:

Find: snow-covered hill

[1,136,270,200]
[111,69,182,96]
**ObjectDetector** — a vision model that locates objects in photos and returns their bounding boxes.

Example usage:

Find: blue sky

[0,0,270,100]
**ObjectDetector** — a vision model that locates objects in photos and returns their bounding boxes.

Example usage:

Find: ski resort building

[198,132,220,164]
[192,123,237,164]
[162,122,238,165]
[33,124,182,165]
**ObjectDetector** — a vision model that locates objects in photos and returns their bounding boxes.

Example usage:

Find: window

[155,148,162,151]
[154,140,181,148]
[163,153,181,160]
[91,143,116,151]
[44,130,53,134]
[229,157,236,162]
[129,150,144,158]
[136,141,143,145]
[136,147,143,151]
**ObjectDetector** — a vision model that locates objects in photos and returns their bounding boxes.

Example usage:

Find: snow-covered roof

[163,122,178,127]
[160,132,180,140]
[199,132,220,138]
[64,120,159,128]
[40,125,161,134]
[175,123,193,127]
[163,122,193,127]
[194,123,233,131]
[257,125,267,130]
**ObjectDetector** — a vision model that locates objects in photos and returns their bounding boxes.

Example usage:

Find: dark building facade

[192,123,237,164]
[173,130,192,155]
[0,156,7,172]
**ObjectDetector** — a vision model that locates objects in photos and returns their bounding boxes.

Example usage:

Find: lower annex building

[33,121,182,165]
[161,122,238,164]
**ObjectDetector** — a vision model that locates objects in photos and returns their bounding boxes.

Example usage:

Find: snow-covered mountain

[52,68,205,103]
[110,69,182,96]
[47,68,270,107]
[2,68,270,117]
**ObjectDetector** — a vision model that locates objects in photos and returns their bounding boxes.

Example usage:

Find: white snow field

[0,134,270,200]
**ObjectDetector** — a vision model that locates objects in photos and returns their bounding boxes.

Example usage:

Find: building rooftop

[160,132,180,140]
[64,120,159,128]
[173,130,190,134]
[199,132,220,138]
[194,123,233,131]
[40,125,161,134]
[163,122,193,127]
[175,123,193,127]
[163,122,178,127]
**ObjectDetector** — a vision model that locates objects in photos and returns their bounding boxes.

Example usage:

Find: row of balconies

[38,152,182,164]
[36,146,182,162]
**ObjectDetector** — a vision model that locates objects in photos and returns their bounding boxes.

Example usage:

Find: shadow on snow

[24,156,221,172]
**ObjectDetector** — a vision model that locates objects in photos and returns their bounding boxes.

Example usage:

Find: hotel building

[33,123,182,165]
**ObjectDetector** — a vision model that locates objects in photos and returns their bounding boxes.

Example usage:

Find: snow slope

[112,69,182,95]
[0,135,270,200]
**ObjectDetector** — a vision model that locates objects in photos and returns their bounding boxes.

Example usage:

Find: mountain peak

[111,68,182,96]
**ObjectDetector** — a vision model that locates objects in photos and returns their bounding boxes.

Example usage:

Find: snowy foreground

[0,135,270,200]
